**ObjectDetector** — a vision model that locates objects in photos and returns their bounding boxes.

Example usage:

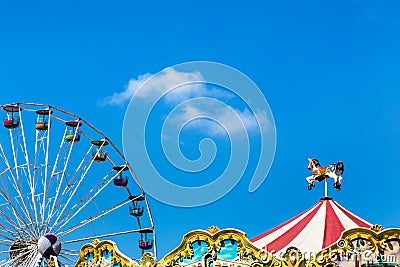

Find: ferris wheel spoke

[57,198,132,238]
[0,144,15,193]
[0,258,13,267]
[0,188,41,228]
[1,175,32,229]
[0,239,13,244]
[39,111,52,231]
[0,189,36,238]
[3,133,36,232]
[0,245,14,254]
[50,142,108,231]
[0,191,36,237]
[33,112,52,186]
[24,251,41,267]
[41,126,68,228]
[52,170,118,233]
[0,250,11,257]
[0,207,26,237]
[62,227,152,244]
[0,243,30,255]
[0,167,13,210]
[61,247,79,253]
[17,252,35,267]
[58,254,76,264]
[33,123,50,227]
[16,110,39,232]
[0,217,18,238]
[0,248,32,267]
[48,144,94,227]
[60,249,79,259]
[5,185,33,233]
[45,124,82,227]
[0,107,35,232]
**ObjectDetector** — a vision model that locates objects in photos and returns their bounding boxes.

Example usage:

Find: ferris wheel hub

[37,233,61,259]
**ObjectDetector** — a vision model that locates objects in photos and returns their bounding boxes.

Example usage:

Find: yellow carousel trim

[313,225,400,267]
[74,225,400,267]
[74,239,139,267]
[157,226,274,267]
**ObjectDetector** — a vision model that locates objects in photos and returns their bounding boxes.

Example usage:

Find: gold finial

[207,226,220,234]
[140,252,157,267]
[92,239,100,245]
[371,225,384,232]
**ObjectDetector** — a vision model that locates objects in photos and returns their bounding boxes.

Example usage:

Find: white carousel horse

[306,158,344,191]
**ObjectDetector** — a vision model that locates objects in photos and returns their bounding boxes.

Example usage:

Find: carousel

[73,158,400,267]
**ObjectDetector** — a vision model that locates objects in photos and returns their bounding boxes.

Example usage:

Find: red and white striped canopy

[251,197,372,256]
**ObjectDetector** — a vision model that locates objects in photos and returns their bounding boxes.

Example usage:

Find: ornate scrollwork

[74,239,139,267]
[371,225,385,233]
[48,255,59,267]
[74,227,400,267]
[282,247,303,267]
[157,227,274,267]
[140,252,158,267]
[207,226,221,234]
[315,227,400,267]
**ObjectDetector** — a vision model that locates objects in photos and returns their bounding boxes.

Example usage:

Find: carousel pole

[324,178,328,197]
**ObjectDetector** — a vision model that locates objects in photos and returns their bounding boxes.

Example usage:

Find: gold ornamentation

[74,239,139,267]
[156,227,400,267]
[48,255,58,267]
[282,247,303,267]
[140,252,157,267]
[74,227,400,267]
[370,225,384,232]
[315,227,400,267]
[207,226,220,234]
[157,228,274,267]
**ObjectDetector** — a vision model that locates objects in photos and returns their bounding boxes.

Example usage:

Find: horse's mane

[311,158,320,167]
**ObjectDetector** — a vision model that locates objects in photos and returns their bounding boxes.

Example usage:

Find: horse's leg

[337,175,343,185]
[327,172,338,187]
[306,176,315,190]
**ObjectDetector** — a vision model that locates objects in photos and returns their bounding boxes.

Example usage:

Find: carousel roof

[251,197,372,255]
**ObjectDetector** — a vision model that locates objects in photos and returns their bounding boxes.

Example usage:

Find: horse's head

[308,158,320,169]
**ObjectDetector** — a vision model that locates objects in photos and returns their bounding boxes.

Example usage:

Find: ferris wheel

[0,102,156,267]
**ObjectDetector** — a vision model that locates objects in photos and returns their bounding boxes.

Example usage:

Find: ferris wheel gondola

[0,102,156,267]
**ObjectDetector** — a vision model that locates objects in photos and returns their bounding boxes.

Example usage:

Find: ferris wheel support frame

[0,102,158,266]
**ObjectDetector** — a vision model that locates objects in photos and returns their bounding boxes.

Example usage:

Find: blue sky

[0,0,400,260]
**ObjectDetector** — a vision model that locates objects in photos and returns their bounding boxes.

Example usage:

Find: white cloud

[134,67,206,103]
[99,73,153,106]
[100,67,236,106]
[166,101,272,137]
[100,68,211,106]
[100,67,271,138]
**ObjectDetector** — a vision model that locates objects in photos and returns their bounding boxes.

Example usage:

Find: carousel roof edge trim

[316,224,400,259]
[74,225,400,267]
[74,239,139,267]
[157,226,271,267]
